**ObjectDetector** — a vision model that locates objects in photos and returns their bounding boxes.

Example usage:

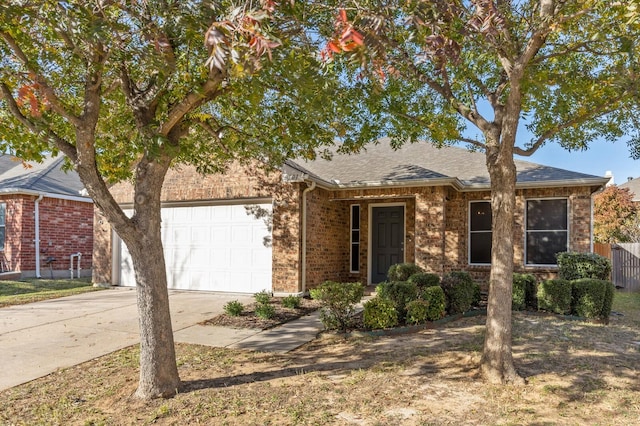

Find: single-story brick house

[0,154,94,279]
[92,141,608,295]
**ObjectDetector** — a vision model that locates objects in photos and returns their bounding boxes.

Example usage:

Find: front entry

[371,205,405,283]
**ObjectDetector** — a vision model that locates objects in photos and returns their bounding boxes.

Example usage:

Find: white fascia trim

[0,189,92,203]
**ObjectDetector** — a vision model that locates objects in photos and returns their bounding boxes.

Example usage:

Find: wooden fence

[593,242,640,292]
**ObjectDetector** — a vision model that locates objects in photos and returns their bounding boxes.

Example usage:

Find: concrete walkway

[0,287,324,392]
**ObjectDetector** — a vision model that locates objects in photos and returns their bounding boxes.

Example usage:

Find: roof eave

[0,189,93,203]
[301,176,609,193]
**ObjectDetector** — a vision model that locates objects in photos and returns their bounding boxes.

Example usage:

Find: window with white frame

[0,203,5,251]
[525,198,568,265]
[469,201,492,264]
[350,204,360,273]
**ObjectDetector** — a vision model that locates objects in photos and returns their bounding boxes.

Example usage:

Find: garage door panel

[121,203,272,293]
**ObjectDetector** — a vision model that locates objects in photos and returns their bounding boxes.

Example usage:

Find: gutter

[300,180,316,295]
[34,194,44,278]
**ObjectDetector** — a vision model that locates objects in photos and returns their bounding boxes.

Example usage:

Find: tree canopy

[594,185,640,243]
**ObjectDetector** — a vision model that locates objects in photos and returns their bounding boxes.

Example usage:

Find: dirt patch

[200,297,321,330]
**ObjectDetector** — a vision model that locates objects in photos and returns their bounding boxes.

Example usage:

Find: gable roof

[0,154,91,202]
[284,139,609,191]
[619,177,640,202]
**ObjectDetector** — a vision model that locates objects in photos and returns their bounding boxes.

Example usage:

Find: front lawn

[0,278,103,308]
[0,289,638,424]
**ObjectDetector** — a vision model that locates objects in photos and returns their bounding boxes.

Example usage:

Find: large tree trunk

[116,156,180,399]
[480,142,525,385]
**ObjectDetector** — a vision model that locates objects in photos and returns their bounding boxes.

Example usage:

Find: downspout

[300,181,316,295]
[34,194,44,278]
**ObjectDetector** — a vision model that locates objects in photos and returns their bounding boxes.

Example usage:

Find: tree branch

[0,30,82,127]
[0,82,77,161]
[515,93,627,157]
[159,70,226,137]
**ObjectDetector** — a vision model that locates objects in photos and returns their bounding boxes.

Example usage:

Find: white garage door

[119,203,272,293]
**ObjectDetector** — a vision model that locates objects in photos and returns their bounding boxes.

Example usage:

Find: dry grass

[0,291,638,425]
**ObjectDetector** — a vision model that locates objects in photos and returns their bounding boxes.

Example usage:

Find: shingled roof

[0,154,91,201]
[284,139,609,190]
[619,177,640,202]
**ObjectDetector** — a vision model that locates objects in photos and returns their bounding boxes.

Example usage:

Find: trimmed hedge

[387,263,424,282]
[363,297,399,329]
[408,272,441,289]
[537,279,572,315]
[571,278,615,320]
[512,273,537,311]
[375,281,418,321]
[440,271,475,315]
[557,252,611,281]
[418,285,446,321]
[310,281,364,331]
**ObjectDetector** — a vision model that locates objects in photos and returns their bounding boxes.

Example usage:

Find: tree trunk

[117,156,180,399]
[128,234,180,398]
[479,142,525,385]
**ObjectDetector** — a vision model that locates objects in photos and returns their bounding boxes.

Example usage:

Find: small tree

[594,185,640,243]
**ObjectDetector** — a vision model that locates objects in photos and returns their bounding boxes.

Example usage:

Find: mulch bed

[201,297,321,330]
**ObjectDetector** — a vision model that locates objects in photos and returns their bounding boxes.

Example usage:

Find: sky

[518,138,640,185]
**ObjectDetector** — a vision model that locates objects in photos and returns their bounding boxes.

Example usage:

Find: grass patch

[0,278,103,307]
[611,290,640,327]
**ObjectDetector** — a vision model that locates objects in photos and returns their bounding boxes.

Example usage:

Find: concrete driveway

[0,287,254,391]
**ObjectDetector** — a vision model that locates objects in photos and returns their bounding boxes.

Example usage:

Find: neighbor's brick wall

[0,195,26,272]
[0,195,93,276]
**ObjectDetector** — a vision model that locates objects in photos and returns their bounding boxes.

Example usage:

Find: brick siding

[0,194,93,277]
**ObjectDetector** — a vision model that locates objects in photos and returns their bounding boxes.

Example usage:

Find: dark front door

[371,205,405,283]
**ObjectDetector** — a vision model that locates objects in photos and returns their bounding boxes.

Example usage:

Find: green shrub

[557,252,611,281]
[405,300,431,325]
[224,300,244,317]
[440,271,475,315]
[255,303,276,319]
[254,290,272,305]
[471,282,482,307]
[375,281,418,320]
[282,295,302,309]
[408,272,441,289]
[387,263,424,282]
[310,281,364,331]
[571,279,615,321]
[512,274,537,311]
[571,278,605,318]
[601,280,615,322]
[419,285,446,321]
[537,279,572,315]
[363,297,399,329]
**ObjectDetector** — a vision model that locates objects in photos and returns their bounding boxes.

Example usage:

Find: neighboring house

[619,176,640,202]
[93,140,608,295]
[0,154,94,279]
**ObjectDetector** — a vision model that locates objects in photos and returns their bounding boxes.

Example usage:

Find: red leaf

[339,9,347,23]
[328,41,341,53]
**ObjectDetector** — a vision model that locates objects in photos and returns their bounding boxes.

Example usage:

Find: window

[526,199,568,265]
[469,201,492,264]
[0,203,5,251]
[350,205,360,272]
